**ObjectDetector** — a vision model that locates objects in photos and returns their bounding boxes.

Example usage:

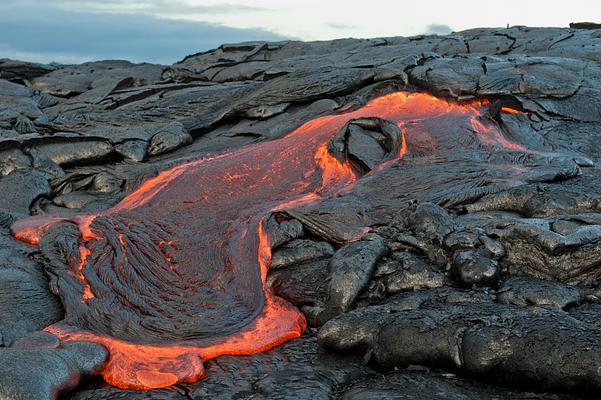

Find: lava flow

[11,91,527,390]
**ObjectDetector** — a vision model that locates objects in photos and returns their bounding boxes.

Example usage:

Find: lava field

[1,25,601,399]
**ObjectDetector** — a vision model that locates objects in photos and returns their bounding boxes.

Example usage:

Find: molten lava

[11,91,528,390]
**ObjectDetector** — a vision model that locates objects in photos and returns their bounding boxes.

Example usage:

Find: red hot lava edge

[10,92,526,389]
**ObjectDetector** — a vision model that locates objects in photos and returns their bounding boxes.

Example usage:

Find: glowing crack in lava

[11,92,527,390]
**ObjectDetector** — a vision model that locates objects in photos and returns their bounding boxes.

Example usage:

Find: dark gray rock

[115,139,148,162]
[245,102,290,119]
[318,235,387,322]
[443,230,480,251]
[31,139,115,167]
[69,383,186,400]
[329,117,402,172]
[498,276,585,309]
[11,331,61,349]
[320,292,601,392]
[147,122,193,156]
[496,218,601,283]
[374,252,445,294]
[570,22,601,29]
[271,239,334,270]
[0,247,63,346]
[408,203,458,243]
[270,258,330,310]
[231,67,376,113]
[451,248,499,287]
[0,58,55,82]
[449,182,601,284]
[0,342,107,400]
[341,369,578,400]
[0,148,30,176]
[263,213,305,249]
[30,60,163,97]
[0,169,51,215]
[180,335,364,400]
[478,235,506,259]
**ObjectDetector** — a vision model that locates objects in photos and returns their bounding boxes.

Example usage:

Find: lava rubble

[1,26,601,399]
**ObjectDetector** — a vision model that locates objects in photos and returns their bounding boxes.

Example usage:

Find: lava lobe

[11,91,524,389]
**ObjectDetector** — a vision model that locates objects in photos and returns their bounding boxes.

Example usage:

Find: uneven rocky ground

[1,25,601,399]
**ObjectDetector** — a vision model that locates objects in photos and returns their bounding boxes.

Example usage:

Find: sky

[1,0,600,65]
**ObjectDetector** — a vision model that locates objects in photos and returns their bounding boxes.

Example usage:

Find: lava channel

[11,91,527,389]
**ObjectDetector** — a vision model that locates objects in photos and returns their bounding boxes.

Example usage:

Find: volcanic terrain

[1,25,601,399]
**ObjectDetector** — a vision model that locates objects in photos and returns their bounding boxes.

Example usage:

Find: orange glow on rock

[11,215,68,245]
[469,117,529,152]
[11,91,529,390]
[46,293,306,389]
[501,106,522,114]
[399,129,407,158]
[77,245,94,302]
[315,142,356,192]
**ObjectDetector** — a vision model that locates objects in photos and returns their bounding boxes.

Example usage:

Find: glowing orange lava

[77,245,94,301]
[11,91,528,390]
[501,106,522,114]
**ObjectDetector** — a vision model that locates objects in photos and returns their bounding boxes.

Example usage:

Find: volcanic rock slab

[318,289,601,392]
[1,25,601,399]
[0,341,107,400]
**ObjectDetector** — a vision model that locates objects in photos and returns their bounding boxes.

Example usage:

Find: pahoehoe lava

[10,91,529,389]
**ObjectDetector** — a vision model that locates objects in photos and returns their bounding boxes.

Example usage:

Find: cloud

[423,24,453,35]
[52,0,271,15]
[327,22,357,30]
[0,2,288,65]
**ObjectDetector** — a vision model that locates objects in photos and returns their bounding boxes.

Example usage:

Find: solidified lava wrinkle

[10,91,527,390]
